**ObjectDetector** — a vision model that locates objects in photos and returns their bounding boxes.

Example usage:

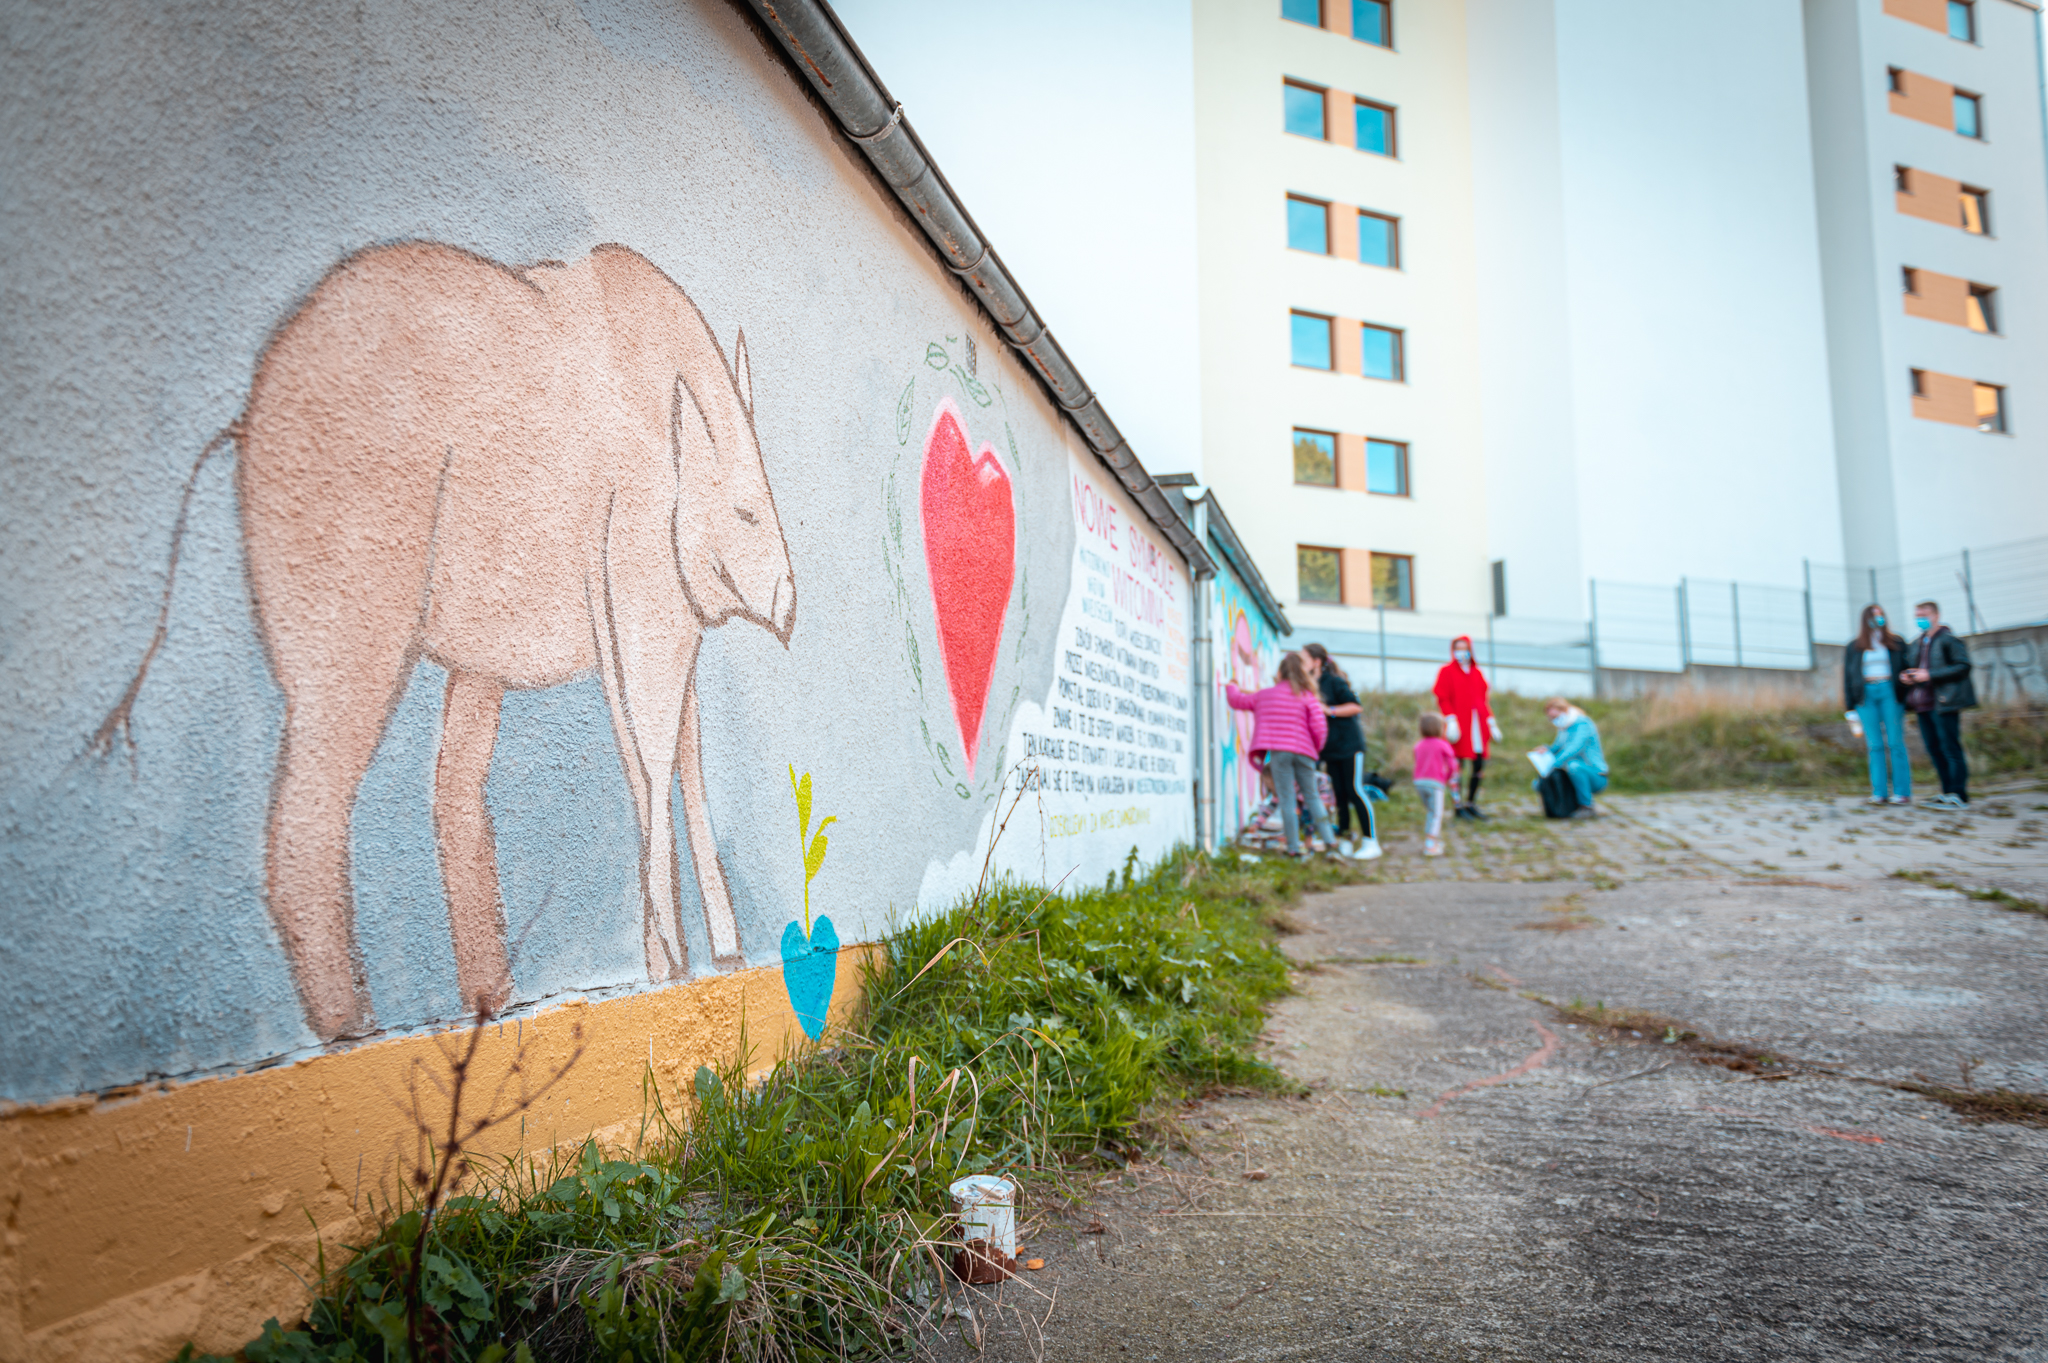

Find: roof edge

[740,0,1217,579]
[1153,476,1292,637]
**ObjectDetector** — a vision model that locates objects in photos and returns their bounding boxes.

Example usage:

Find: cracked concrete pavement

[930,786,2048,1362]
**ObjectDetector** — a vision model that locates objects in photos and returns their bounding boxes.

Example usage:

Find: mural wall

[0,0,1192,1101]
[1210,566,1287,840]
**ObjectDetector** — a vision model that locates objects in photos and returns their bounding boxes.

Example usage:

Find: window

[1354,99,1396,156]
[1359,211,1400,268]
[1887,66,1905,94]
[1948,0,1975,42]
[1954,91,1982,138]
[1281,0,1321,25]
[1287,196,1330,253]
[1491,560,1508,618]
[1284,81,1327,140]
[1902,267,1920,295]
[1370,553,1413,609]
[1910,368,1928,398]
[1298,546,1343,602]
[1960,185,1989,234]
[1967,284,1997,334]
[1365,438,1408,495]
[1975,382,2006,432]
[1894,164,1910,193]
[1293,429,1338,485]
[1360,323,1404,381]
[1291,311,1334,369]
[1353,0,1391,46]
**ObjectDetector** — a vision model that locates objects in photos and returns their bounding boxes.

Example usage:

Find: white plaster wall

[830,0,1204,475]
[1465,0,1586,624]
[1193,0,1493,632]
[1551,0,1846,591]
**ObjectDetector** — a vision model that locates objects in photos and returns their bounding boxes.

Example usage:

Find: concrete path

[932,787,2048,1362]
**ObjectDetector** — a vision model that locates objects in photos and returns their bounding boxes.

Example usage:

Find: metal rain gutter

[743,0,1217,580]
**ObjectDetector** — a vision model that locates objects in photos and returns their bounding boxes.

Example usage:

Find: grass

[176,846,1363,1363]
[1348,686,2047,796]
[1889,869,2047,916]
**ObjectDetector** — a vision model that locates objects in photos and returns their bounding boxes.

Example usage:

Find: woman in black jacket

[1843,604,1912,805]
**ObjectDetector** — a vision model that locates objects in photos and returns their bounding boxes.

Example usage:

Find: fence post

[1486,611,1497,677]
[1731,580,1744,669]
[1587,580,1603,697]
[1678,578,1692,671]
[1801,558,1816,670]
[1377,606,1387,693]
[1962,549,1984,633]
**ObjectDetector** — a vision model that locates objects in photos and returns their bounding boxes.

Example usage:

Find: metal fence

[1594,533,2048,677]
[1808,534,2048,644]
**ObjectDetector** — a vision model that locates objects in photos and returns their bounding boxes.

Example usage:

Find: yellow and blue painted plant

[780,765,839,1039]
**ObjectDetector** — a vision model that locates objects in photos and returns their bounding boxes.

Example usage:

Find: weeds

[175,846,1336,1362]
[1889,869,2047,916]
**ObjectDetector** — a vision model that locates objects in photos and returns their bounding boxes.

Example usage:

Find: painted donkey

[232,242,794,1041]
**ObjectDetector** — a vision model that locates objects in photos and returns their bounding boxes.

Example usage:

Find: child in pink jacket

[1411,713,1459,857]
[1226,652,1334,857]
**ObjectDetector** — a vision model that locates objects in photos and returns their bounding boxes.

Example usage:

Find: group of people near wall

[1843,599,1978,808]
[1225,638,1610,859]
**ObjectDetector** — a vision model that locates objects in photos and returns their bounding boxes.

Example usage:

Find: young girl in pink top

[1225,652,1334,857]
[1411,713,1459,858]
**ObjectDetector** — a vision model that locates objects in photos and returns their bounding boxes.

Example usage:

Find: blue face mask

[1915,616,1932,632]
[1551,713,1571,728]
[1872,616,1885,629]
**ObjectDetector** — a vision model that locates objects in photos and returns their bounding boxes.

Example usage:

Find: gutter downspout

[742,0,1215,580]
[1191,494,1215,852]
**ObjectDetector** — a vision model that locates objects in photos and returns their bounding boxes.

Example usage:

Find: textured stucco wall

[0,0,1191,1100]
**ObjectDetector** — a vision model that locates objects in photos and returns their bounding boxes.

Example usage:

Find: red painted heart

[921,401,1015,779]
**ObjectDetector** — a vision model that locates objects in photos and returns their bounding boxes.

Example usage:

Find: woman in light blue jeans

[1843,603,1911,805]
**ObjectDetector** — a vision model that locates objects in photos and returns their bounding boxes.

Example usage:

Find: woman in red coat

[1432,636,1502,819]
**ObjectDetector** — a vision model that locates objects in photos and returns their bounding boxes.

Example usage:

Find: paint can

[948,1174,1017,1283]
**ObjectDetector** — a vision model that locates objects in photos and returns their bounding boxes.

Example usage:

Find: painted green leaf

[896,375,915,444]
[925,343,948,370]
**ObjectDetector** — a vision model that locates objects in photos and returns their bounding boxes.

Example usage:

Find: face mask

[1871,617,1885,629]
[1453,650,1471,664]
[1915,617,1932,632]
[1551,713,1570,728]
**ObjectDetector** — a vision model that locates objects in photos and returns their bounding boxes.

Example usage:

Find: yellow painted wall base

[0,951,872,1363]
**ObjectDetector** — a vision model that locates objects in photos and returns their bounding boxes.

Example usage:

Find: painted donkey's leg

[434,669,513,1015]
[595,498,697,982]
[267,661,405,1042]
[675,673,743,967]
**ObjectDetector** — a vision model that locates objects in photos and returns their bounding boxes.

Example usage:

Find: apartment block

[1194,0,1490,635]
[1808,0,2048,566]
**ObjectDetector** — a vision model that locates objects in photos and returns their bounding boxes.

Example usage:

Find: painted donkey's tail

[87,422,242,757]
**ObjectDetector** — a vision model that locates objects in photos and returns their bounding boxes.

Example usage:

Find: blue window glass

[1354,101,1395,156]
[1360,323,1402,380]
[1954,92,1981,138]
[1371,553,1413,610]
[1353,0,1391,46]
[1366,439,1408,495]
[1285,82,1327,139]
[1359,212,1398,268]
[1282,0,1321,23]
[1947,0,1974,41]
[1287,197,1329,252]
[1291,313,1333,369]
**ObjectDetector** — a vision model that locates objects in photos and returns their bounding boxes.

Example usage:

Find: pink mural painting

[1229,612,1266,815]
[100,242,795,1042]
[919,400,1015,778]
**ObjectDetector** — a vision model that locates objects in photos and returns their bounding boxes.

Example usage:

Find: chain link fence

[1594,533,2048,676]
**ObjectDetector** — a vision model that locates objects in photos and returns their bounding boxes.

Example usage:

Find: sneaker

[1569,806,1600,820]
[1453,804,1479,821]
[1355,837,1384,861]
[1887,795,1911,806]
[1867,796,1888,806]
[1423,837,1444,857]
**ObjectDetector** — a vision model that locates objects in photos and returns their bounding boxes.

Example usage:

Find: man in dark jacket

[1899,600,1976,808]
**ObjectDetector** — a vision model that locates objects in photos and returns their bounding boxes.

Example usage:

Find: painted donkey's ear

[734,329,753,417]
